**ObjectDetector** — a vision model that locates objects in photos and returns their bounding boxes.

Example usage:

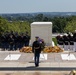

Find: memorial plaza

[0,22,76,75]
[0,50,76,75]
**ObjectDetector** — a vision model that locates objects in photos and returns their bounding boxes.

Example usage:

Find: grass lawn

[52,38,57,46]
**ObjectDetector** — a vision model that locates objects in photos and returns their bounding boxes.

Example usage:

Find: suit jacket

[32,41,41,53]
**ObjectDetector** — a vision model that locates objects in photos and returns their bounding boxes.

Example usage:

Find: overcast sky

[0,0,76,13]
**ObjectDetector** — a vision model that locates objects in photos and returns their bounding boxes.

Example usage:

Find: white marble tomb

[31,22,52,46]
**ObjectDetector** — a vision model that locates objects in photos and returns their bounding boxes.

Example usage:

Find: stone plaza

[0,50,76,75]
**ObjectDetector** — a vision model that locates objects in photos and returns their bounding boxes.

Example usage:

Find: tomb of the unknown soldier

[31,22,52,46]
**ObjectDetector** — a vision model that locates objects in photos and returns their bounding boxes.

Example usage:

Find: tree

[64,20,76,33]
[0,17,9,34]
[35,14,44,21]
[0,16,31,35]
[52,17,67,33]
[43,17,49,21]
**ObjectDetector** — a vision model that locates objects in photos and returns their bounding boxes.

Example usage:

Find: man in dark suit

[73,30,76,52]
[68,33,74,51]
[32,36,41,67]
[24,32,30,46]
[8,35,14,50]
[56,34,64,49]
[63,33,69,51]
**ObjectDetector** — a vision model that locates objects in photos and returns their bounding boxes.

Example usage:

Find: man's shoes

[35,64,39,67]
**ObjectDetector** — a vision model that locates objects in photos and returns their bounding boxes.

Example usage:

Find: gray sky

[0,0,76,13]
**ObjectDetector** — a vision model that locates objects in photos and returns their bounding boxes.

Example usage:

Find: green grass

[52,38,57,46]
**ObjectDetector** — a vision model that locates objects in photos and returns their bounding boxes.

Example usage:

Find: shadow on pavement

[0,67,76,71]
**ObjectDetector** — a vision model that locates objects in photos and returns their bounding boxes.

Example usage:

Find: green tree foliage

[35,14,44,21]
[0,17,9,34]
[64,20,76,32]
[43,17,49,21]
[0,16,30,35]
[9,21,30,34]
[52,17,67,33]
[1,14,76,34]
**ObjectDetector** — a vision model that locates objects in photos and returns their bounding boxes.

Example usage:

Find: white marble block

[31,22,52,46]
